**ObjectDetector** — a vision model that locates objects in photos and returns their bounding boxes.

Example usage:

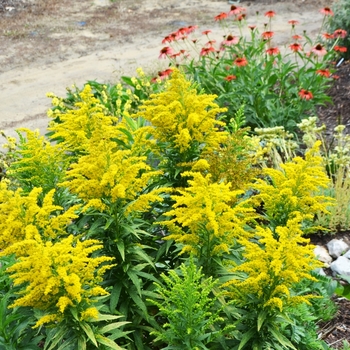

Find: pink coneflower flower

[186,25,198,34]
[205,40,216,47]
[288,20,299,26]
[316,69,331,78]
[248,25,256,30]
[229,5,243,15]
[311,44,327,56]
[234,57,248,66]
[265,10,276,17]
[200,46,216,56]
[332,75,340,80]
[289,43,302,52]
[202,30,212,35]
[159,46,174,59]
[266,47,280,55]
[215,12,228,21]
[334,45,347,53]
[262,31,274,39]
[224,75,237,81]
[222,34,239,46]
[322,33,334,40]
[292,34,303,40]
[333,29,347,39]
[320,7,334,16]
[299,89,314,100]
[236,14,246,21]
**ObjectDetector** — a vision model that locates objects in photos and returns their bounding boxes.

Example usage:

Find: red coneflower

[202,30,212,35]
[224,75,237,81]
[311,44,327,56]
[234,57,248,66]
[158,68,173,79]
[264,10,276,17]
[332,75,340,80]
[320,7,334,16]
[292,34,303,40]
[334,45,347,53]
[215,12,228,21]
[159,46,174,59]
[316,69,331,78]
[266,47,280,55]
[322,33,334,40]
[299,89,313,100]
[222,34,239,46]
[333,29,347,39]
[289,43,302,52]
[288,20,299,26]
[262,31,274,39]
[200,46,216,56]
[162,36,172,44]
[236,14,246,21]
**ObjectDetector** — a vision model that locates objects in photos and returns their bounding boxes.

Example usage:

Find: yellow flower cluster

[0,182,80,251]
[224,216,323,312]
[60,135,163,214]
[4,235,114,327]
[7,128,68,191]
[134,69,228,154]
[162,171,256,257]
[47,84,125,155]
[252,141,333,228]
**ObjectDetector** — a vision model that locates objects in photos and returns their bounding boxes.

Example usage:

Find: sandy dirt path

[0,0,329,137]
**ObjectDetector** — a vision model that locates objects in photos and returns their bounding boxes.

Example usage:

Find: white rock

[330,256,350,276]
[343,250,350,259]
[326,239,350,258]
[314,245,333,264]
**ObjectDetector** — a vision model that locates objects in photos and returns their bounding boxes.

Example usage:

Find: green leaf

[116,240,125,261]
[95,334,125,350]
[80,322,98,347]
[93,314,124,322]
[238,328,256,350]
[127,270,142,296]
[268,325,297,349]
[45,326,67,350]
[257,309,268,332]
[110,284,122,312]
[99,321,130,334]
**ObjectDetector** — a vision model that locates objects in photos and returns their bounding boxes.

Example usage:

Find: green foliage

[327,0,350,59]
[157,6,344,133]
[0,255,43,350]
[299,118,350,233]
[149,257,231,349]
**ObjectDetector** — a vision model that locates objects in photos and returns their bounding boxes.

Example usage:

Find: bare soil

[0,0,334,136]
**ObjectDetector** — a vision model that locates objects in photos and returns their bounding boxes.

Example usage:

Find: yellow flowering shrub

[134,69,228,155]
[224,216,323,313]
[0,182,80,250]
[47,84,127,155]
[7,128,68,193]
[162,171,256,273]
[3,234,114,327]
[59,133,163,214]
[252,141,333,230]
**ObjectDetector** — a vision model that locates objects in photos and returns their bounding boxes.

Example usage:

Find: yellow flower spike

[134,69,228,155]
[162,171,256,259]
[225,218,323,313]
[5,235,114,328]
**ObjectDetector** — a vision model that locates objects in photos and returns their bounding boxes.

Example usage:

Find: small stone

[330,256,350,277]
[314,245,333,264]
[327,239,350,258]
